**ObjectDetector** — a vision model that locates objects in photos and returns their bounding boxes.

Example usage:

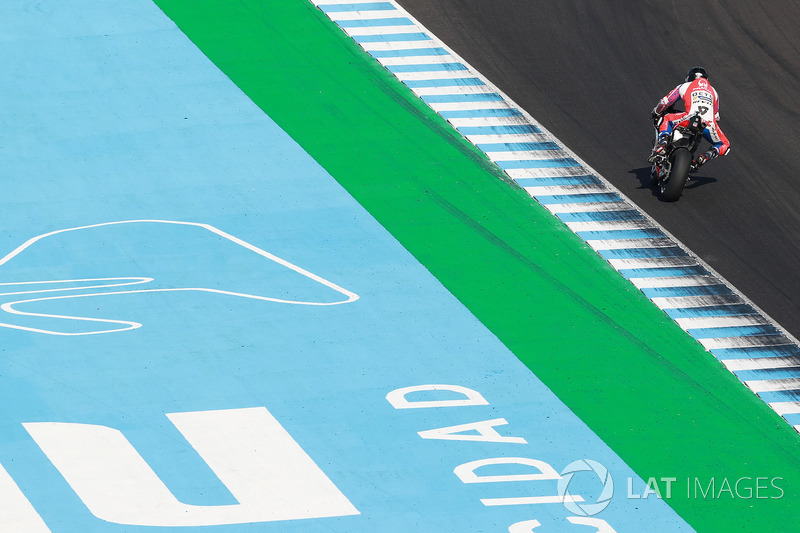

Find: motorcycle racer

[649,67,731,170]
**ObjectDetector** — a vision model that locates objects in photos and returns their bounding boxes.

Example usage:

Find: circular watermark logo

[558,459,614,516]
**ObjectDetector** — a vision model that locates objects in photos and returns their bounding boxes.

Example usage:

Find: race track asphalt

[395,0,800,341]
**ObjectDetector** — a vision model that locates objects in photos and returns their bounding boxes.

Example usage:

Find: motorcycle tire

[659,147,691,202]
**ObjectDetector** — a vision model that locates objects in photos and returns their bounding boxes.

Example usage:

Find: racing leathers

[651,77,731,168]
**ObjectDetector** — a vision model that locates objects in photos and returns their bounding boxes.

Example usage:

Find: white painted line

[768,402,800,415]
[505,167,596,179]
[485,150,569,160]
[631,276,721,289]
[443,116,534,128]
[699,336,792,350]
[393,70,476,81]
[522,185,611,195]
[724,357,800,372]
[481,495,585,506]
[0,464,51,532]
[587,238,676,251]
[409,85,495,96]
[374,54,457,66]
[651,295,743,309]
[675,315,770,330]
[342,26,416,37]
[466,134,549,145]
[561,220,657,233]
[542,202,632,214]
[0,221,359,336]
[429,101,518,112]
[607,257,699,270]
[745,378,800,393]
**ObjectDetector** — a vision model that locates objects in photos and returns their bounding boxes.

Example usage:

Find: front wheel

[659,147,691,202]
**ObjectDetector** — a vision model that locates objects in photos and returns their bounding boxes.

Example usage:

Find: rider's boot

[691,150,715,171]
[648,134,669,164]
[649,164,661,187]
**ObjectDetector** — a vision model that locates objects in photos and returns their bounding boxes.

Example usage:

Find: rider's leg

[649,119,673,162]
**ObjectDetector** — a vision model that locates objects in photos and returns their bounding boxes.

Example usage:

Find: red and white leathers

[653,77,731,161]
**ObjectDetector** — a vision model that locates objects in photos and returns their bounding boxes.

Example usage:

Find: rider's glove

[651,109,663,126]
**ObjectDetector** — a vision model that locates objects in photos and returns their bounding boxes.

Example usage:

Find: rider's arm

[653,84,683,115]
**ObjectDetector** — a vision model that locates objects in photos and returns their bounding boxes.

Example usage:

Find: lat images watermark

[558,460,614,516]
[627,475,785,501]
[557,460,785,517]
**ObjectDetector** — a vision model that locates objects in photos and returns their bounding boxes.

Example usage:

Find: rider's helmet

[685,66,708,83]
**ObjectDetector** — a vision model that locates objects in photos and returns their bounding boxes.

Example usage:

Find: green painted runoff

[152,1,800,530]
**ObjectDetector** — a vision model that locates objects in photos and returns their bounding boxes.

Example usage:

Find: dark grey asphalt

[396,0,800,340]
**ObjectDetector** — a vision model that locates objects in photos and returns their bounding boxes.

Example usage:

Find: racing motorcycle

[649,113,706,202]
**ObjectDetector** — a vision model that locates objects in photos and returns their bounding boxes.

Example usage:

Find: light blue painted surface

[0,1,693,531]
[336,16,413,27]
[319,2,395,12]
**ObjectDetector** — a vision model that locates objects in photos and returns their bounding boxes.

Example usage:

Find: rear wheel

[659,148,691,202]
